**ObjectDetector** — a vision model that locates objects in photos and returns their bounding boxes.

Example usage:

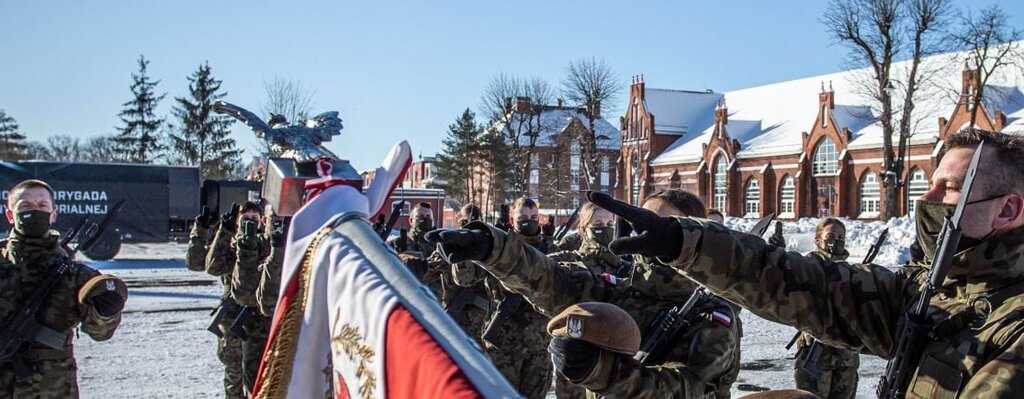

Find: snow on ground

[75,218,916,398]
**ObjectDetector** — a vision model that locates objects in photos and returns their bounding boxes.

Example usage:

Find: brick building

[620,49,1024,220]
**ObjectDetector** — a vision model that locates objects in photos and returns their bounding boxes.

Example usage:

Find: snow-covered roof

[650,42,1024,166]
[493,106,621,150]
[644,89,723,135]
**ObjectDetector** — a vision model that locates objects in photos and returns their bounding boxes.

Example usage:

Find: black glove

[195,206,218,228]
[237,219,260,249]
[89,291,126,317]
[542,219,556,238]
[270,219,289,248]
[221,203,240,233]
[615,216,633,239]
[768,222,786,247]
[423,229,492,264]
[549,337,600,383]
[586,191,684,260]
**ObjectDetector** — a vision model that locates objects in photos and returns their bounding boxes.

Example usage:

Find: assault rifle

[379,201,405,240]
[444,288,490,327]
[481,293,526,349]
[495,204,512,232]
[554,205,582,242]
[634,213,775,365]
[207,297,241,338]
[877,141,985,399]
[0,200,125,378]
[397,228,410,253]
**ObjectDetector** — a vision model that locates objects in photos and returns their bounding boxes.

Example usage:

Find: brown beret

[77,274,128,303]
[547,302,641,355]
[739,390,821,399]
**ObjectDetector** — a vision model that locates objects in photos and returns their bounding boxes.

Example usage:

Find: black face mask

[414,217,433,232]
[823,238,845,256]
[516,219,541,236]
[588,227,614,247]
[15,210,52,238]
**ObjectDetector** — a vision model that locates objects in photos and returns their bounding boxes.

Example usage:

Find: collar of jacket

[937,225,1024,296]
[5,230,65,266]
[814,249,849,262]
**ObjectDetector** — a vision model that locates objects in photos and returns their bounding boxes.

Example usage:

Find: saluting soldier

[588,128,1024,398]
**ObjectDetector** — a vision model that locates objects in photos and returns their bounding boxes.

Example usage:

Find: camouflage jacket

[550,239,630,278]
[666,218,1024,399]
[185,224,211,272]
[205,224,237,299]
[230,231,272,308]
[469,221,741,399]
[795,250,859,368]
[386,229,436,258]
[255,244,286,316]
[556,231,583,253]
[0,233,122,359]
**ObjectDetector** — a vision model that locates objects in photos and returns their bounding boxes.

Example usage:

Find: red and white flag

[253,141,518,399]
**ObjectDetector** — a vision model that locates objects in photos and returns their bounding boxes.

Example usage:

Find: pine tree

[169,62,241,180]
[0,110,29,160]
[435,109,481,205]
[115,55,166,163]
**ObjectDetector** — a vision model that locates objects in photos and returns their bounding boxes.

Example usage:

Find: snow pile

[724,215,917,267]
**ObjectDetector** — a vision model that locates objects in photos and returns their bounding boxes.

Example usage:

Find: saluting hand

[423,229,492,264]
[586,191,684,260]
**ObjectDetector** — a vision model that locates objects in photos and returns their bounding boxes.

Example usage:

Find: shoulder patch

[710,310,732,327]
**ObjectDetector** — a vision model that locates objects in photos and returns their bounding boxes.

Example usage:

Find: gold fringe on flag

[255,226,335,399]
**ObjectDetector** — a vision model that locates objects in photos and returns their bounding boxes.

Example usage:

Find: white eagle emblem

[567,317,583,338]
[105,280,116,291]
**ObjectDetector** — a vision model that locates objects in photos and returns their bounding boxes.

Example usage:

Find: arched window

[860,171,881,216]
[713,156,727,212]
[745,178,760,217]
[813,138,838,176]
[779,175,795,216]
[631,151,641,205]
[906,168,928,214]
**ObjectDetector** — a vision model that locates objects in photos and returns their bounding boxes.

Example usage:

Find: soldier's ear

[993,193,1024,231]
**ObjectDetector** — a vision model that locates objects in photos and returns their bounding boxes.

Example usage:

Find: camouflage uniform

[229,227,277,397]
[205,225,246,399]
[0,232,123,398]
[664,218,1024,399]
[255,244,286,317]
[453,233,554,399]
[468,221,741,399]
[556,231,583,253]
[388,228,443,293]
[185,223,211,272]
[438,256,490,342]
[793,250,859,399]
[548,238,631,399]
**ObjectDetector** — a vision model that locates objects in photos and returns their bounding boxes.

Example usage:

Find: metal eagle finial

[214,100,344,162]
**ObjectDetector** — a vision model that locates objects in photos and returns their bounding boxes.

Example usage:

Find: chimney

[819,81,835,110]
[515,96,531,113]
[962,62,980,108]
[557,98,564,108]
[715,99,728,129]
[503,97,513,113]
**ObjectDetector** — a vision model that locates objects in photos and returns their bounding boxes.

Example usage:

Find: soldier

[387,202,440,292]
[786,218,859,399]
[429,190,742,398]
[186,206,218,272]
[0,179,126,398]
[588,128,1024,398]
[254,213,288,318]
[229,204,283,397]
[548,202,629,399]
[556,230,583,253]
[433,204,490,341]
[206,200,263,399]
[450,197,554,398]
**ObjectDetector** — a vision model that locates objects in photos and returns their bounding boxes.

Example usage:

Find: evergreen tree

[435,108,480,205]
[169,62,241,180]
[0,110,29,160]
[115,55,166,163]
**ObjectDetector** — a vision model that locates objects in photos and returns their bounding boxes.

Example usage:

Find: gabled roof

[493,106,621,150]
[644,89,722,135]
[649,42,1024,166]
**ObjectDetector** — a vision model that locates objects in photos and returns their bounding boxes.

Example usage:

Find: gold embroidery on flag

[255,226,334,399]
[334,324,377,399]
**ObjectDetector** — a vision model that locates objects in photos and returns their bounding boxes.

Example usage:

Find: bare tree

[261,77,316,156]
[45,135,82,161]
[948,4,1023,128]
[822,0,950,219]
[562,57,622,189]
[479,73,555,200]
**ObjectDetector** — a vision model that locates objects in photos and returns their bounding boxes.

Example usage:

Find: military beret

[547,302,641,355]
[739,389,821,399]
[77,274,128,303]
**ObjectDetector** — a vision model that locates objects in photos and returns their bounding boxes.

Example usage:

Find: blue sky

[2,0,1022,172]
